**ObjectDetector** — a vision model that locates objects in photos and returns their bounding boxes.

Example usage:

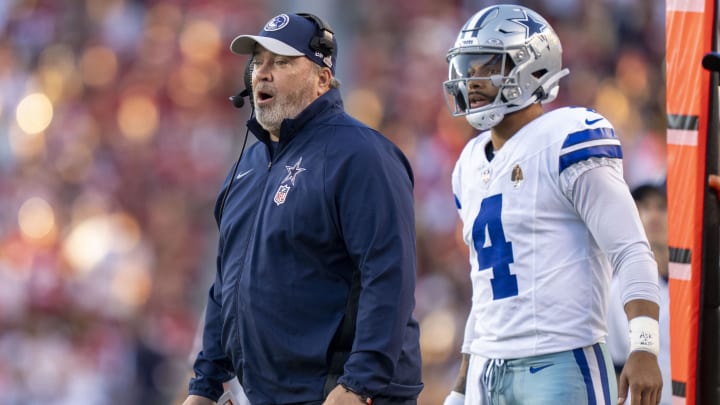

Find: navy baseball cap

[230,13,337,74]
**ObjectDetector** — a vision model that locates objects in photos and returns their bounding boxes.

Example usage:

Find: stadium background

[0,0,666,404]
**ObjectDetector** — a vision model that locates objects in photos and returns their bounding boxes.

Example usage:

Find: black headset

[229,57,254,108]
[297,12,336,59]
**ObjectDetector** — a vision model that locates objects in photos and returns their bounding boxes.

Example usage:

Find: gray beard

[255,83,317,135]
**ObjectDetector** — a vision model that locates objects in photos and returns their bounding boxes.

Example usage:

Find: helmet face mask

[448,53,506,82]
[443,5,570,130]
[444,53,516,113]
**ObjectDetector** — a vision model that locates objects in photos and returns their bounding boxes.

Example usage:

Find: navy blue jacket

[189,89,423,404]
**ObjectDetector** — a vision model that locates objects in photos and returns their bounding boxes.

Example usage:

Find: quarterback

[442,5,663,405]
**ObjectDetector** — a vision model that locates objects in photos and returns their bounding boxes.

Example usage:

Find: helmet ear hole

[543,85,560,104]
[532,69,548,79]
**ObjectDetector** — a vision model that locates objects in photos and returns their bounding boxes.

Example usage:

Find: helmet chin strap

[465,91,538,130]
[540,68,570,104]
[465,105,505,130]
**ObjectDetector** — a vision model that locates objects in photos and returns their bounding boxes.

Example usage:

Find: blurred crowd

[0,0,666,404]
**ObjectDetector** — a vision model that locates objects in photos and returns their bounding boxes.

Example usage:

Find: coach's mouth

[255,89,275,106]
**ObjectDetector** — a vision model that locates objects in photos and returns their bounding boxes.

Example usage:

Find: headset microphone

[229,89,250,108]
[229,56,255,109]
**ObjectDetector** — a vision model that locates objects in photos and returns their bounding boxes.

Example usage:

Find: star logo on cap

[509,11,546,39]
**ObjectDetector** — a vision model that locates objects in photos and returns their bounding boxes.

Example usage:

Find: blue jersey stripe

[573,348,597,405]
[592,343,612,405]
[454,194,461,209]
[559,144,623,173]
[562,127,616,148]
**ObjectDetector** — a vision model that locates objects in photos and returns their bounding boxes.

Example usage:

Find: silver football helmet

[443,5,569,130]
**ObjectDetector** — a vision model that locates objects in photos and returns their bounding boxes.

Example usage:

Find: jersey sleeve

[558,121,623,198]
[555,111,659,305]
[569,165,660,305]
[452,137,478,353]
[451,158,463,212]
[452,135,484,214]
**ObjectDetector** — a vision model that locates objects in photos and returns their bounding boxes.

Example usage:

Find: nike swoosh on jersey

[236,169,254,180]
[585,117,603,125]
[529,364,554,374]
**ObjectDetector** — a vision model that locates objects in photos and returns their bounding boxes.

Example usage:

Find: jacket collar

[247,88,343,145]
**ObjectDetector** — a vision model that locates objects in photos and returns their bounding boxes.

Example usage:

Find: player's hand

[323,384,368,404]
[182,394,215,405]
[617,351,662,405]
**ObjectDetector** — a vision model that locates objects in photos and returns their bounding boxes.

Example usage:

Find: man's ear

[317,67,332,93]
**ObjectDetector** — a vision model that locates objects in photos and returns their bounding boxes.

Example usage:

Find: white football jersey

[453,106,641,359]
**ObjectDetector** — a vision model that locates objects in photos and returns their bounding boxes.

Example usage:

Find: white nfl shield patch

[274,185,291,205]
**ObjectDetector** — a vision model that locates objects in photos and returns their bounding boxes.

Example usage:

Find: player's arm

[452,353,470,393]
[442,156,473,405]
[569,163,662,405]
[440,354,470,405]
[442,301,478,403]
[620,298,662,405]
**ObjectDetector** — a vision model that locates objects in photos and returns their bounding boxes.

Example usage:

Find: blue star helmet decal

[510,10,546,39]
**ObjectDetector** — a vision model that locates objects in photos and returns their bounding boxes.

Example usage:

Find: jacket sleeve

[188,254,235,401]
[328,132,418,396]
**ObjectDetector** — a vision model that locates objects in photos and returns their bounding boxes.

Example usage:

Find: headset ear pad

[244,57,254,107]
[297,12,335,57]
[311,31,335,56]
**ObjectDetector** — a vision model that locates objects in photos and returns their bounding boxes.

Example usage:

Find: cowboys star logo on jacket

[273,157,306,206]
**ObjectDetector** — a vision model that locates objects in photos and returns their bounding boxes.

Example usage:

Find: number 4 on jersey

[472,194,518,300]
